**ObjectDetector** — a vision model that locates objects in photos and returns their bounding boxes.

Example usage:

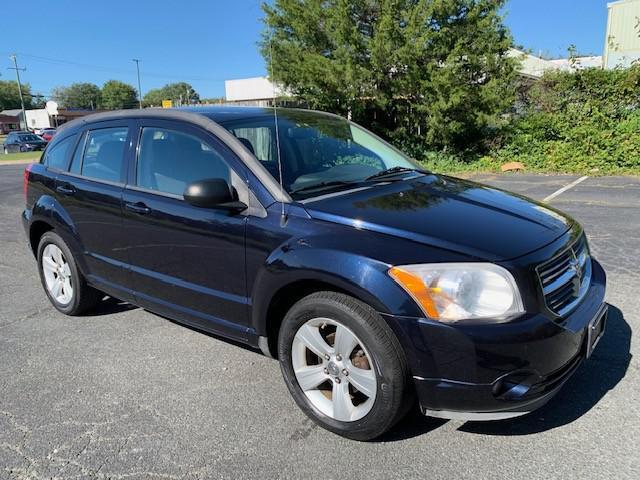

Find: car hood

[302,174,574,261]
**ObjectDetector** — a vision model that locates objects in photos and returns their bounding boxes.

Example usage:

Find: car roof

[55,106,342,138]
[177,105,341,124]
[179,105,275,122]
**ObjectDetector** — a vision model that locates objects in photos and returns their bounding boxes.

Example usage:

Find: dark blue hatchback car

[22,107,607,440]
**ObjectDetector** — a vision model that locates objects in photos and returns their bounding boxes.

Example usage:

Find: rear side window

[42,135,76,170]
[81,127,128,183]
[136,127,230,196]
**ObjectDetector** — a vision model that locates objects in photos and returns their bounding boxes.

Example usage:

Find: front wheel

[278,291,412,440]
[37,231,103,315]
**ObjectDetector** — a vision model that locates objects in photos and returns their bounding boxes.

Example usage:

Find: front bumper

[383,259,607,421]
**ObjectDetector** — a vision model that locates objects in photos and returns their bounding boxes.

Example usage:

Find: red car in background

[40,128,56,142]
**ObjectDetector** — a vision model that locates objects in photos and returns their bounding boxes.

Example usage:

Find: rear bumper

[384,259,607,421]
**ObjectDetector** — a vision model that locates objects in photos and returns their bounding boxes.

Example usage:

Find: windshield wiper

[365,166,426,181]
[290,180,359,195]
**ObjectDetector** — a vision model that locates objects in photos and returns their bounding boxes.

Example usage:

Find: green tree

[142,87,165,107]
[261,0,517,153]
[142,82,200,106]
[51,83,101,109]
[0,80,34,110]
[100,80,138,110]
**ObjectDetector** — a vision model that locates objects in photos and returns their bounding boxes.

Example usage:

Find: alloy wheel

[292,317,377,422]
[41,244,74,305]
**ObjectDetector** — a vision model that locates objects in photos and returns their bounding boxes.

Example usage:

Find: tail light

[23,163,34,204]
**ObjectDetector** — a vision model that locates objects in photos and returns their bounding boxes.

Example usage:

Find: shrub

[490,66,640,174]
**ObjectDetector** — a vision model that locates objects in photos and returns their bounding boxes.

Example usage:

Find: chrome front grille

[537,234,591,317]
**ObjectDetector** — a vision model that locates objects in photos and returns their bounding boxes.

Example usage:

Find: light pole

[132,59,142,109]
[8,55,27,129]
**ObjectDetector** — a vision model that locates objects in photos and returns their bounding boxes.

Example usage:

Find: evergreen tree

[261,0,517,153]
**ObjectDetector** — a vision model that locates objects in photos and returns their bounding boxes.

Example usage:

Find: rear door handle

[56,184,76,196]
[125,202,151,215]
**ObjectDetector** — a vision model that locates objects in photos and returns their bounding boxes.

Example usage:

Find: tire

[37,231,103,315]
[278,291,412,441]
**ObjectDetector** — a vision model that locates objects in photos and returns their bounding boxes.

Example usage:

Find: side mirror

[183,178,247,212]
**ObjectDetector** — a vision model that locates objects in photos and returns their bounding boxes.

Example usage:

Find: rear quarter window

[42,135,76,170]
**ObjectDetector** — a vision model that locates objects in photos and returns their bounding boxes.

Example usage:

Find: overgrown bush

[491,66,640,174]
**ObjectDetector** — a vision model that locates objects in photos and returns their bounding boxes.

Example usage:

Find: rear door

[121,119,249,339]
[54,120,136,299]
[5,133,17,153]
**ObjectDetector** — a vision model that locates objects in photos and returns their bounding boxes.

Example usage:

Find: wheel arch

[29,220,54,257]
[29,194,87,273]
[261,279,361,358]
[250,246,424,358]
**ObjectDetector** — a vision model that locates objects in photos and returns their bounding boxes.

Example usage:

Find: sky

[0,0,612,101]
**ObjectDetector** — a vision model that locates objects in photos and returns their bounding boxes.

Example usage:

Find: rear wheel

[278,291,412,440]
[37,231,102,315]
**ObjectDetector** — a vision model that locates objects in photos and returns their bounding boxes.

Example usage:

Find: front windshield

[218,110,419,199]
[19,134,42,142]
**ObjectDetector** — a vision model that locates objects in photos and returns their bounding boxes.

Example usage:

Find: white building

[507,49,602,79]
[224,77,289,106]
[25,109,53,130]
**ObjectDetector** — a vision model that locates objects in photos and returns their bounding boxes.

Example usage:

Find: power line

[2,51,231,83]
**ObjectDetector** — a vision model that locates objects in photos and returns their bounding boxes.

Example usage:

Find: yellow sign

[161,100,173,108]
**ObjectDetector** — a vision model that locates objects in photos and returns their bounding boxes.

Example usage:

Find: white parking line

[543,176,589,202]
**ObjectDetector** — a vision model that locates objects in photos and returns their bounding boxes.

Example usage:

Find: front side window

[42,135,76,170]
[81,127,128,183]
[136,127,230,197]
[218,111,417,199]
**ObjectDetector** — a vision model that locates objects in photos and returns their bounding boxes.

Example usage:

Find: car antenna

[269,34,287,227]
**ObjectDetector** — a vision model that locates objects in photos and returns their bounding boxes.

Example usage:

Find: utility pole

[132,59,142,109]
[8,55,27,130]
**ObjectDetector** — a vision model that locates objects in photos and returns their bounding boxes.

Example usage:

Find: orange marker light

[389,266,440,319]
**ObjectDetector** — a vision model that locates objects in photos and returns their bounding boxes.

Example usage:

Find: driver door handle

[125,202,151,215]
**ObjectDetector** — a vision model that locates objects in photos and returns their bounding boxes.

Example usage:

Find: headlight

[389,263,524,323]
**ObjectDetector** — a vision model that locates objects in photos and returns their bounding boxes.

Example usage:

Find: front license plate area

[586,304,607,358]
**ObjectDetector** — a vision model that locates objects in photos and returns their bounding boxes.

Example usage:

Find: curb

[0,159,37,166]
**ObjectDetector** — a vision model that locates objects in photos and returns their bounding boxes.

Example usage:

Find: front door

[121,120,249,340]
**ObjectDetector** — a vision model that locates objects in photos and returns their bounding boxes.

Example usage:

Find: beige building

[604,0,640,68]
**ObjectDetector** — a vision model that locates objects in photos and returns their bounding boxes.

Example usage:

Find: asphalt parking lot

[1,164,638,479]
